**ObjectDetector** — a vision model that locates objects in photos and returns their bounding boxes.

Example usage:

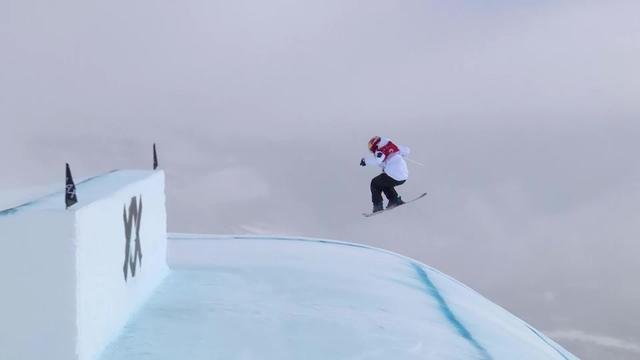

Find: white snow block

[0,170,169,360]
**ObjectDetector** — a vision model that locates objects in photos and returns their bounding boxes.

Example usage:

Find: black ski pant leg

[370,173,405,205]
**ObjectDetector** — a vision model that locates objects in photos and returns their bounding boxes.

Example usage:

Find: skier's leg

[380,175,406,207]
[370,174,386,211]
[376,174,404,201]
[382,184,399,202]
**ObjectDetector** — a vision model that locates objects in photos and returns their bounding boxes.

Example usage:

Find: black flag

[153,143,158,170]
[65,163,78,209]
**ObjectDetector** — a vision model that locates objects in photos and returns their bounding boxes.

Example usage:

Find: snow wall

[0,170,169,360]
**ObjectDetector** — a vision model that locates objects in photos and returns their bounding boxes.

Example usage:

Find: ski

[362,192,427,217]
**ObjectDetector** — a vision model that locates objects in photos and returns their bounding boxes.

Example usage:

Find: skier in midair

[360,136,410,213]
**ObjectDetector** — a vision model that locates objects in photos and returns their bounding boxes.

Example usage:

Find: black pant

[371,173,405,205]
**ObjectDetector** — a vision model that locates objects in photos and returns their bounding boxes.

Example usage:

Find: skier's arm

[361,152,384,167]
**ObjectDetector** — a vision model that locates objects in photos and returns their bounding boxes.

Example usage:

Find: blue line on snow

[0,208,18,217]
[411,263,492,360]
[0,169,120,215]
[0,199,39,216]
[526,325,571,360]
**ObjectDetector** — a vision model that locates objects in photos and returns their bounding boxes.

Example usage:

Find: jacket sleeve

[363,152,385,167]
[398,145,411,157]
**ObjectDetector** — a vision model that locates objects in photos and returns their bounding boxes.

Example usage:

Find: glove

[360,158,366,166]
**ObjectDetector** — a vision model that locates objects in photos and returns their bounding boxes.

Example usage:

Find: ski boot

[386,197,405,209]
[372,202,384,213]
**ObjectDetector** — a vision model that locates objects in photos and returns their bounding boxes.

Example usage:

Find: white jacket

[363,140,410,181]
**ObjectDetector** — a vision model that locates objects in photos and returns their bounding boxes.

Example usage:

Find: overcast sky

[2,0,640,358]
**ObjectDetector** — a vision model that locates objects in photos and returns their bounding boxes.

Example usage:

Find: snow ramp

[0,168,577,359]
[100,234,578,360]
[0,170,169,360]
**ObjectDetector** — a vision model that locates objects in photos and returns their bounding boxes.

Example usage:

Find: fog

[2,0,639,358]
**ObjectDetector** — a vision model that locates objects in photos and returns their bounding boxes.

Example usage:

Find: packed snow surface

[0,170,155,214]
[100,235,577,360]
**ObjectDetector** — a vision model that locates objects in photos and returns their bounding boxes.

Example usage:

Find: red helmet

[368,136,381,153]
